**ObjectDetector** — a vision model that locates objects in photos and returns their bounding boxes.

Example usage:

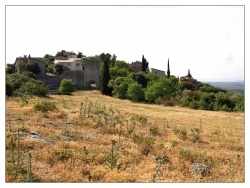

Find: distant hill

[206,81,244,94]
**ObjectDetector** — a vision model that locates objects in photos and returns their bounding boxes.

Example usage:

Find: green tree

[145,78,176,103]
[141,55,149,72]
[108,77,133,99]
[126,82,144,102]
[26,62,41,75]
[6,64,15,74]
[59,79,75,94]
[101,53,112,96]
[19,79,48,96]
[54,64,70,75]
[109,60,131,79]
[55,50,67,57]
[130,72,150,88]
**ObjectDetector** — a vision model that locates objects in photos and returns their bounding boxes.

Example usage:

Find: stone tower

[83,59,101,89]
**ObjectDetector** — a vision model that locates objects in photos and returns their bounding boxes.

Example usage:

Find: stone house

[129,61,142,72]
[148,68,165,76]
[14,54,46,78]
[54,57,83,71]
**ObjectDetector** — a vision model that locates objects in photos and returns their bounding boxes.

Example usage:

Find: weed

[133,114,147,124]
[127,119,136,135]
[52,148,73,162]
[83,146,89,155]
[106,140,121,170]
[212,130,222,141]
[8,131,26,180]
[19,96,29,107]
[133,134,155,156]
[163,118,170,130]
[149,125,158,136]
[25,151,34,182]
[171,140,178,148]
[173,128,187,140]
[90,108,104,115]
[150,155,169,182]
[191,127,202,143]
[79,102,84,119]
[179,148,193,161]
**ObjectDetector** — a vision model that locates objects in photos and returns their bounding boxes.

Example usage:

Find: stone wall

[44,60,101,90]
[83,59,101,89]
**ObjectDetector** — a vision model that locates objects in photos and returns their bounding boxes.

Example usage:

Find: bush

[26,62,41,75]
[34,100,57,112]
[59,79,75,94]
[6,73,32,91]
[19,79,48,96]
[126,82,144,102]
[22,71,37,80]
[6,82,13,96]
[108,77,133,99]
[54,64,70,75]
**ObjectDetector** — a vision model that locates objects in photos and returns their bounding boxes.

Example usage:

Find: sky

[5,5,244,82]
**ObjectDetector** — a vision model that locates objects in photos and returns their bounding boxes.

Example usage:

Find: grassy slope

[5,90,244,182]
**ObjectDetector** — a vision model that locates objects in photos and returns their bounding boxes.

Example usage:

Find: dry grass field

[5,90,244,182]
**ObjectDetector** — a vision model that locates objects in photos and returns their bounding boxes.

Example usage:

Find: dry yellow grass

[5,90,244,182]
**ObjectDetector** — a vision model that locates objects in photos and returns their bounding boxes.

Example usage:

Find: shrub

[22,71,37,80]
[6,82,13,96]
[6,73,32,91]
[59,79,75,94]
[19,79,48,96]
[126,82,144,102]
[34,101,57,112]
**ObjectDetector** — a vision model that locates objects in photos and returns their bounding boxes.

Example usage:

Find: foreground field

[5,90,244,182]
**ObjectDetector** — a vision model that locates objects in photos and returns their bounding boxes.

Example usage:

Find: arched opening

[89,80,96,90]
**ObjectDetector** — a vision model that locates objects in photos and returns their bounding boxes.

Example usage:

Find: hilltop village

[9,50,196,90]
[6,50,244,112]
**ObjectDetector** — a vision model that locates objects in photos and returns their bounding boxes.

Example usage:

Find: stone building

[14,54,46,79]
[54,57,83,71]
[148,68,165,76]
[129,61,142,72]
[13,54,102,90]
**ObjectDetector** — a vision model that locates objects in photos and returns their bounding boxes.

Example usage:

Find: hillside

[5,91,244,182]
[207,82,244,93]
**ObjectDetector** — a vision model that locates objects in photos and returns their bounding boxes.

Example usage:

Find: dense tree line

[103,54,244,112]
[6,51,244,112]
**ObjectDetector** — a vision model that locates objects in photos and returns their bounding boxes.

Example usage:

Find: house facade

[148,68,165,76]
[54,57,83,71]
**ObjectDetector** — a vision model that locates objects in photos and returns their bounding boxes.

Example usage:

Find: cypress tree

[167,58,170,78]
[141,55,149,72]
[101,53,112,96]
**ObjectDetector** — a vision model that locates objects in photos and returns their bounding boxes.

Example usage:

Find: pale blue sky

[6,5,244,81]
